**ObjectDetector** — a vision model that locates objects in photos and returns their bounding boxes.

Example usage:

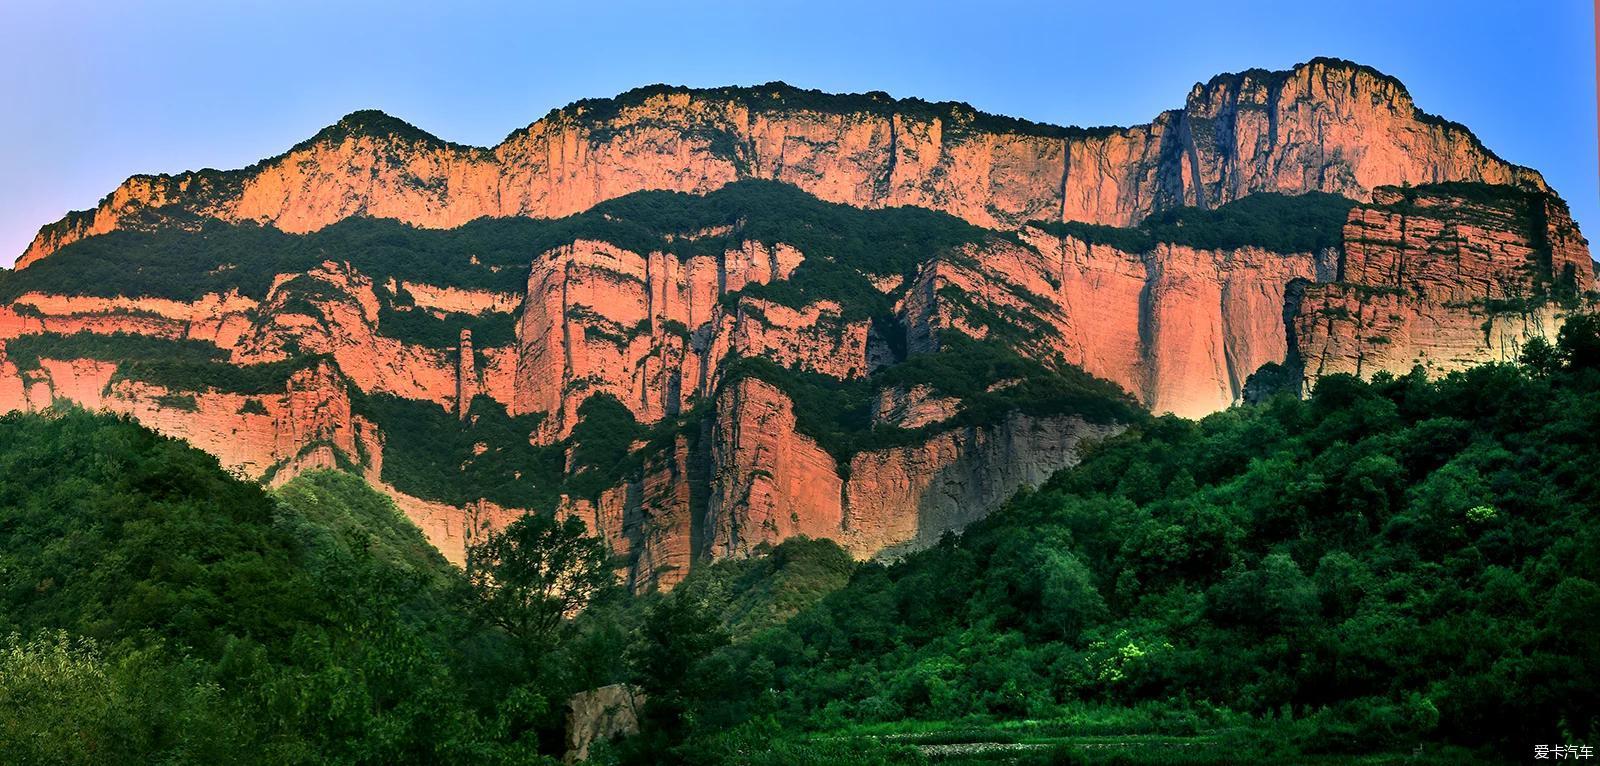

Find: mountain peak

[16,60,1546,269]
[300,109,458,150]
[1191,57,1413,104]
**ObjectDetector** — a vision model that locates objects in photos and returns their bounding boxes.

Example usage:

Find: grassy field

[807,716,1498,765]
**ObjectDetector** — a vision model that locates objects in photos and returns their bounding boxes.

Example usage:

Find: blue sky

[0,0,1593,266]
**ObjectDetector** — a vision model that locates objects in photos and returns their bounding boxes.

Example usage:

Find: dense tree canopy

[4,319,1599,764]
[614,317,1600,764]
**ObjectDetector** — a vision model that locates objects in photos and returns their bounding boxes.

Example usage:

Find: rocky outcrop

[3,58,1592,593]
[917,231,1337,418]
[512,238,809,440]
[1137,243,1336,416]
[456,329,477,419]
[0,356,355,480]
[1289,185,1591,384]
[19,59,1544,268]
[705,378,848,557]
[702,378,1121,561]
[564,684,643,764]
[872,384,960,429]
[843,410,1120,558]
[561,433,702,593]
[0,292,258,348]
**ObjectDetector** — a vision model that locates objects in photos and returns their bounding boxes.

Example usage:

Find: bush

[1034,191,1355,254]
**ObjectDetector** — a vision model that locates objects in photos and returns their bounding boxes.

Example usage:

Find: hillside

[0,410,530,763]
[8,309,1596,764]
[0,408,861,764]
[617,317,1600,765]
[0,59,1590,592]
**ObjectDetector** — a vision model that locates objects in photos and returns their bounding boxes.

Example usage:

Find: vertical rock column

[457,328,477,419]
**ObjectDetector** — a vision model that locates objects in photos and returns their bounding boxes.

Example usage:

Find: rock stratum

[20,58,1544,267]
[1,59,1590,591]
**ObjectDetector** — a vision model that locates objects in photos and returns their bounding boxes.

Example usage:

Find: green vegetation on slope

[1034,190,1356,254]
[2,181,996,323]
[4,331,326,394]
[664,537,857,642]
[351,391,563,509]
[273,470,457,587]
[722,333,1140,467]
[377,285,520,348]
[0,412,534,763]
[0,409,876,764]
[351,390,691,511]
[0,411,643,764]
[607,319,1600,764]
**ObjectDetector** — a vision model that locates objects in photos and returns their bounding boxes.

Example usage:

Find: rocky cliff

[1288,184,1591,384]
[1,60,1590,590]
[19,58,1543,269]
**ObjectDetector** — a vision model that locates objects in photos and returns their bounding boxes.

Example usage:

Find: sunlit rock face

[19,59,1541,268]
[1289,185,1591,385]
[2,59,1590,591]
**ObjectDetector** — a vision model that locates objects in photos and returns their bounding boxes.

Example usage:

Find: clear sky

[0,0,1594,267]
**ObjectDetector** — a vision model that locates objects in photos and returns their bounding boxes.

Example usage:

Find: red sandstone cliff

[2,61,1591,591]
[1290,185,1591,384]
[18,59,1543,269]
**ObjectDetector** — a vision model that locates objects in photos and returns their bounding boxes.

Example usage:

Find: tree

[1558,313,1600,370]
[1519,336,1561,377]
[624,594,731,759]
[1038,548,1106,639]
[466,513,614,646]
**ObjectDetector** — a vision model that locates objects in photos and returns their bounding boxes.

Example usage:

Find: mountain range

[0,57,1589,593]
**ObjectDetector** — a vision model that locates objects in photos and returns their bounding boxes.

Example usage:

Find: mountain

[17,58,1543,268]
[0,59,1589,592]
[644,316,1600,762]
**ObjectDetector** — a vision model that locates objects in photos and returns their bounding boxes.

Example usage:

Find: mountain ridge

[0,58,1589,593]
[0,178,1587,590]
[17,57,1550,269]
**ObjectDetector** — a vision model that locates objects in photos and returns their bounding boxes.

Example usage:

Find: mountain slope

[0,409,551,763]
[18,58,1545,268]
[645,320,1600,763]
[0,180,1589,588]
[0,60,1590,590]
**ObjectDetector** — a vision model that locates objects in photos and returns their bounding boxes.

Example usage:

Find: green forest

[3,318,1597,763]
[3,321,1600,764]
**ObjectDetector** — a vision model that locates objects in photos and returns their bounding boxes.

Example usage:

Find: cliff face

[911,231,1337,419]
[19,59,1543,268]
[1289,185,1591,384]
[2,181,1589,588]
[512,238,828,442]
[703,377,1121,561]
[3,60,1591,591]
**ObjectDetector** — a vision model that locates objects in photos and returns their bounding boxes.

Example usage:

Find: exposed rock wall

[564,684,643,764]
[5,51,1593,598]
[705,378,847,558]
[4,176,1590,590]
[561,434,701,593]
[918,232,1334,418]
[0,357,355,481]
[1290,186,1591,383]
[702,377,1121,561]
[20,59,1544,268]
[512,239,814,440]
